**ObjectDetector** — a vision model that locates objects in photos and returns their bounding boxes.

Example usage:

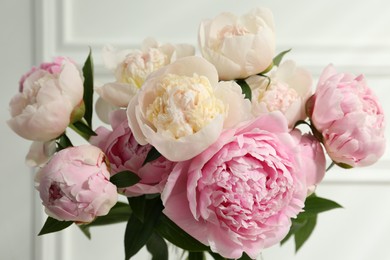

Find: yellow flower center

[146,73,226,139]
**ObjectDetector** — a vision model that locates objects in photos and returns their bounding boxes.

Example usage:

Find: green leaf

[146,233,168,260]
[236,79,252,100]
[155,214,208,252]
[124,197,164,259]
[208,251,226,260]
[294,215,317,252]
[300,195,343,217]
[110,171,141,188]
[237,253,253,260]
[70,120,97,140]
[56,134,73,151]
[188,252,204,260]
[86,201,131,227]
[143,147,161,166]
[273,49,291,67]
[38,217,73,236]
[335,162,353,169]
[281,194,342,251]
[82,48,94,127]
[78,225,91,239]
[128,195,146,222]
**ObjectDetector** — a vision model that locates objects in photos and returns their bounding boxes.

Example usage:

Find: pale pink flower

[199,7,275,80]
[96,38,195,108]
[127,56,251,162]
[162,112,318,259]
[90,110,175,197]
[8,59,84,141]
[307,65,386,167]
[25,140,56,167]
[247,60,312,127]
[292,131,326,195]
[35,145,118,223]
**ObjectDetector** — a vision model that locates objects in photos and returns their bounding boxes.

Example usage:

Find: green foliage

[38,217,73,236]
[236,79,252,100]
[146,233,168,260]
[110,171,141,188]
[188,252,205,260]
[78,202,132,239]
[124,197,164,259]
[82,49,94,127]
[70,120,97,140]
[273,49,291,67]
[128,195,146,222]
[56,133,73,151]
[143,147,161,166]
[281,194,342,252]
[154,214,209,252]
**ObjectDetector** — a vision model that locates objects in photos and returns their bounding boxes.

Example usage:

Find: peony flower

[127,56,252,161]
[90,109,175,197]
[35,145,118,223]
[292,131,326,195]
[25,140,56,167]
[198,7,275,80]
[162,112,319,259]
[8,58,84,141]
[96,38,195,108]
[307,65,386,167]
[246,60,312,127]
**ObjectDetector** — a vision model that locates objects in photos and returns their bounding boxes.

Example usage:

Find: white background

[1,0,390,259]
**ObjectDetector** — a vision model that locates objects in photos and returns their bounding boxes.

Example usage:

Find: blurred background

[1,0,389,259]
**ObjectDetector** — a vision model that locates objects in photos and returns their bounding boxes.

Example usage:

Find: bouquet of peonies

[7,7,386,260]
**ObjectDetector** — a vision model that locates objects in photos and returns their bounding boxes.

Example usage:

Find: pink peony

[18,56,69,92]
[35,145,118,223]
[90,110,175,197]
[307,65,386,167]
[162,112,321,259]
[8,58,84,141]
[292,131,326,195]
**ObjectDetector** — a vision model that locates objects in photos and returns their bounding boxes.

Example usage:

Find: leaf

[294,215,317,252]
[85,201,132,227]
[155,214,208,252]
[124,197,164,259]
[143,147,161,166]
[128,195,146,222]
[77,201,131,239]
[300,194,343,217]
[146,233,168,260]
[70,120,97,140]
[56,134,73,151]
[188,252,204,260]
[78,225,91,239]
[236,79,252,100]
[281,194,342,251]
[208,251,226,260]
[273,49,291,67]
[237,253,253,260]
[82,48,94,127]
[110,171,141,188]
[38,217,73,236]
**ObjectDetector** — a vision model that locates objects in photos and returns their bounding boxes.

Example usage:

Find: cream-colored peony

[199,7,275,80]
[96,38,195,108]
[127,56,251,161]
[246,60,312,127]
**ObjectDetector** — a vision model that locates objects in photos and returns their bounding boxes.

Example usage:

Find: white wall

[0,1,34,259]
[2,0,390,259]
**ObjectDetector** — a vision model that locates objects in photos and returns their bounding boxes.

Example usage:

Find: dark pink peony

[90,110,175,197]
